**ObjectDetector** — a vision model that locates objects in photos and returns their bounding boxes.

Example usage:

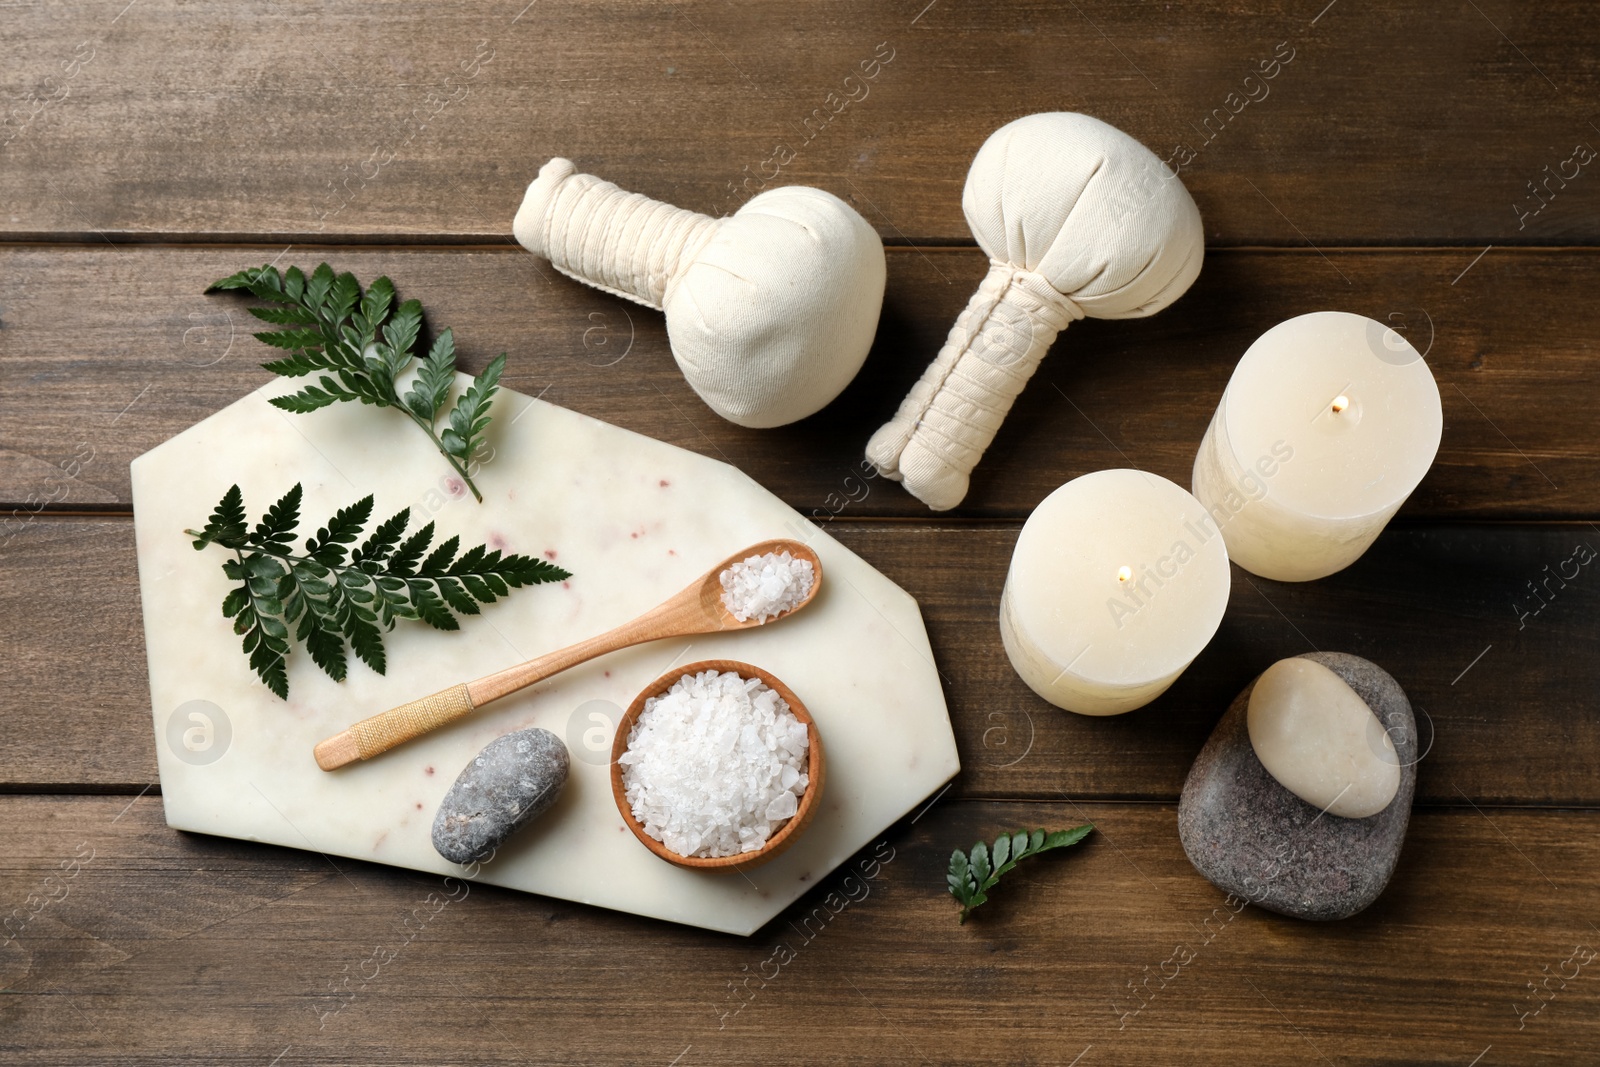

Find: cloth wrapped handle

[865,262,1084,511]
[313,683,476,770]
[515,157,721,310]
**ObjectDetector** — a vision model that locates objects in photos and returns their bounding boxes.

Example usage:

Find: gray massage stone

[1177,652,1417,921]
[432,727,569,865]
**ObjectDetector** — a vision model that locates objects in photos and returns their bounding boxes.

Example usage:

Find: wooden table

[4,2,1599,1063]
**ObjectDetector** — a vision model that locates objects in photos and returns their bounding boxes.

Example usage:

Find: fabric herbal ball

[513,159,885,429]
[666,185,885,429]
[865,112,1206,511]
[961,111,1204,320]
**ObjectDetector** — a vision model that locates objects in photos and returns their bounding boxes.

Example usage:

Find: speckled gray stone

[432,727,569,865]
[1177,652,1417,921]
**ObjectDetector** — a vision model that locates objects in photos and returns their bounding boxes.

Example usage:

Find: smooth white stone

[1246,658,1401,818]
[132,374,959,935]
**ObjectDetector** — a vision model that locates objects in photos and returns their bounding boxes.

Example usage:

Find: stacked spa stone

[1178,652,1417,921]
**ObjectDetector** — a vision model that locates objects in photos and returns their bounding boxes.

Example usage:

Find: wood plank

[3,246,1597,518]
[3,2,1597,245]
[853,521,1600,807]
[0,519,151,787]
[7,517,1598,806]
[2,794,1597,1064]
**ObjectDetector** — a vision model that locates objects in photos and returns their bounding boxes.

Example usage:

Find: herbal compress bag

[514,158,886,429]
[866,112,1206,510]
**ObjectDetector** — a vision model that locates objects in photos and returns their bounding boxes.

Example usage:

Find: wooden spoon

[313,538,822,770]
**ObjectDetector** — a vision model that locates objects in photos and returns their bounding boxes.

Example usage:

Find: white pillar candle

[1000,469,1232,716]
[1192,312,1442,582]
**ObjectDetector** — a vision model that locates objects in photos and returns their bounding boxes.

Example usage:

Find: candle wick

[1331,394,1350,414]
[1116,565,1133,582]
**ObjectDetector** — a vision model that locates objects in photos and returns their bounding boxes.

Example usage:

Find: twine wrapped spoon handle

[312,539,822,771]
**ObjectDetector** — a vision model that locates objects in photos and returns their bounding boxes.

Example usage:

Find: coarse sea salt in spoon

[313,538,823,770]
[719,550,815,623]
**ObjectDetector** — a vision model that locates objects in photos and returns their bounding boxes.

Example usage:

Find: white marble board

[131,376,961,935]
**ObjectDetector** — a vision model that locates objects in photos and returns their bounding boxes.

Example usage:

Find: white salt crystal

[764,790,797,821]
[719,551,815,624]
[620,669,811,859]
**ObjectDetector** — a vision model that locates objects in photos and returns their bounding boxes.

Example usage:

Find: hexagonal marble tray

[131,375,959,935]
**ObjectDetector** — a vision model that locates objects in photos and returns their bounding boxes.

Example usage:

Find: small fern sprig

[947,825,1093,923]
[206,263,505,502]
[187,483,569,699]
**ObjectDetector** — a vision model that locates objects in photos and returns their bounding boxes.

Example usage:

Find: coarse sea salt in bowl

[610,659,826,871]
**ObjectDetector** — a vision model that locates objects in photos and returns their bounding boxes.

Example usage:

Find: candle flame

[1331,394,1351,414]
[1116,565,1133,582]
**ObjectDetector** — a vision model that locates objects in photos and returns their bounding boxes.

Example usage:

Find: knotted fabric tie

[865,261,1085,511]
[535,159,720,310]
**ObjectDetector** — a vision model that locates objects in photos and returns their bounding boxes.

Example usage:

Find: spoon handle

[313,604,689,771]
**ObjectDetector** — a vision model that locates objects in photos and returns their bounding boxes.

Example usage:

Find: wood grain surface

[4,0,1598,1062]
[3,1,1598,245]
[3,796,1597,1065]
[3,246,1596,518]
[6,517,1596,806]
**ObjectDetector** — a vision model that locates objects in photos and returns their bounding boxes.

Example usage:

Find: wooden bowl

[610,659,825,871]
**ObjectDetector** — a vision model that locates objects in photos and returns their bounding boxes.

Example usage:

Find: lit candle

[1000,469,1232,716]
[1191,311,1443,582]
